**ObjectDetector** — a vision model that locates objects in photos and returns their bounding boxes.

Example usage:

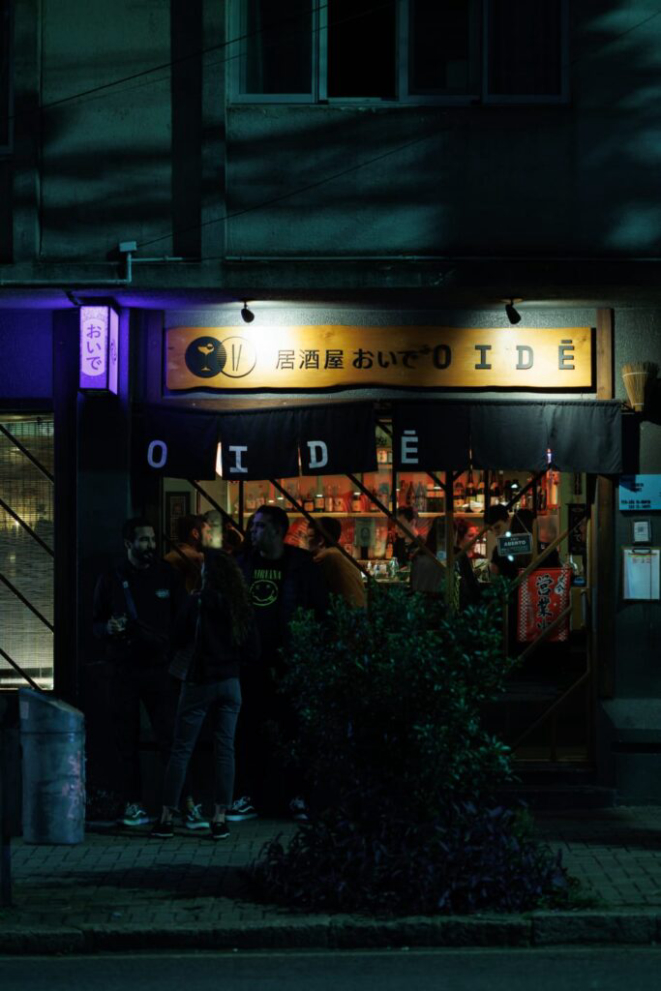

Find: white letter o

[147,440,168,469]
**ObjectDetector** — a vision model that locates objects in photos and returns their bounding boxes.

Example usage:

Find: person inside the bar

[306,516,366,609]
[453,518,482,610]
[393,506,417,567]
[485,504,517,581]
[410,516,446,596]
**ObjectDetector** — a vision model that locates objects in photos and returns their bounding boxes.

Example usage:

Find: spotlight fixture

[240,300,255,324]
[505,298,522,325]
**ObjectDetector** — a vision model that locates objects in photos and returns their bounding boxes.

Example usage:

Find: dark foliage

[251,587,576,915]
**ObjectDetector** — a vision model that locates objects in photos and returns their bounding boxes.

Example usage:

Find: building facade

[1,1,661,802]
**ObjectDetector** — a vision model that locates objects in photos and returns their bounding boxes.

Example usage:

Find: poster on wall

[622,548,660,601]
[517,567,572,643]
[619,476,661,511]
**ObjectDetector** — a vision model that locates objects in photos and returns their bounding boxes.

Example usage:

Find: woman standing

[151,549,258,840]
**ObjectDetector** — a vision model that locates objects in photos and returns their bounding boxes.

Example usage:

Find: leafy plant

[251,587,576,915]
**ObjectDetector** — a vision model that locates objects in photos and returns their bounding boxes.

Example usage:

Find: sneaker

[211,819,230,841]
[119,803,150,827]
[225,796,258,822]
[289,797,309,822]
[150,819,174,839]
[183,803,210,831]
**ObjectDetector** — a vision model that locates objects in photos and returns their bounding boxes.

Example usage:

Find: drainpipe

[0,242,186,288]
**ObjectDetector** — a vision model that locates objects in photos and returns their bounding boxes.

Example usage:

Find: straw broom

[621,362,658,412]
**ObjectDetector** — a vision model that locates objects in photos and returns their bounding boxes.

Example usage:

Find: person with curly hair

[151,549,259,841]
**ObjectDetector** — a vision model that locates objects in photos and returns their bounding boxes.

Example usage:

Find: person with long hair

[151,549,259,840]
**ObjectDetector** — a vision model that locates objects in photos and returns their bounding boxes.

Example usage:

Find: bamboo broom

[621,362,658,412]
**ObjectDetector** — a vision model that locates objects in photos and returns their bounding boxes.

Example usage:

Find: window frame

[229,0,569,107]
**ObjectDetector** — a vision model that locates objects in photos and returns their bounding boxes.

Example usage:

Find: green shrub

[251,587,574,915]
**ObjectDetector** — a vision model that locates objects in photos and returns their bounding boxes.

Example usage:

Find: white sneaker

[226,796,258,821]
[119,803,150,827]
[183,803,210,831]
[289,797,309,822]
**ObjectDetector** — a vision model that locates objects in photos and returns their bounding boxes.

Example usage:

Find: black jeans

[108,663,178,806]
[162,678,242,811]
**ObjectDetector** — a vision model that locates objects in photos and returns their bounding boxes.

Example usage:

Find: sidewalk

[1,807,661,953]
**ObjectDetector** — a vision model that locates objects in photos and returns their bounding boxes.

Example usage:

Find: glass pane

[410,0,479,95]
[244,0,312,95]
[0,417,54,690]
[488,0,563,96]
[328,0,396,98]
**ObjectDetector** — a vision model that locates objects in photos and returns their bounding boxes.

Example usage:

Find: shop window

[231,0,567,104]
[0,417,54,690]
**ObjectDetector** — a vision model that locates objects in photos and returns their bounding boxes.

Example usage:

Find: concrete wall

[39,0,173,259]
[3,2,659,267]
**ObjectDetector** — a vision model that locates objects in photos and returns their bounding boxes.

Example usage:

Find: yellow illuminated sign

[166,326,592,390]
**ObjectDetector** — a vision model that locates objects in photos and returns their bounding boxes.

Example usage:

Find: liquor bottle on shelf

[476,474,485,511]
[303,490,315,513]
[490,474,502,501]
[426,480,434,510]
[414,482,426,513]
[466,469,476,502]
[453,474,466,509]
[246,487,256,512]
[405,481,415,507]
[315,490,325,512]
[351,491,363,513]
[323,484,333,512]
[385,534,394,559]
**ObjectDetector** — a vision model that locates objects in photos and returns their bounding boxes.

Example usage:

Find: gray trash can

[19,688,86,845]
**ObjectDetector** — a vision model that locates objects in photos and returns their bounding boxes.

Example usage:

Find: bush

[251,587,574,915]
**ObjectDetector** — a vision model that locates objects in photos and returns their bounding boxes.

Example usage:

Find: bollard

[19,688,86,845]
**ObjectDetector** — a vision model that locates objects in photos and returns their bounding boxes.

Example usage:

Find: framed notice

[622,548,660,601]
[165,491,190,540]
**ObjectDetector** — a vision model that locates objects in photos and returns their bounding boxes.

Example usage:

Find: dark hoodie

[169,587,260,683]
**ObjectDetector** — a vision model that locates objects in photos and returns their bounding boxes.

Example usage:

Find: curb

[1,912,660,955]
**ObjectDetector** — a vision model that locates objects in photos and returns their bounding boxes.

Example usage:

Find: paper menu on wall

[623,548,660,601]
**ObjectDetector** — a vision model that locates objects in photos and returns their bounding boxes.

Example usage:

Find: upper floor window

[230,0,568,105]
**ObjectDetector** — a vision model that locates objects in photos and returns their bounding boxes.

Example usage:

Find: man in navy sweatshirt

[93,517,186,828]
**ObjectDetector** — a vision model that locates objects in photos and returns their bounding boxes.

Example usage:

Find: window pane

[410,0,479,95]
[0,418,54,690]
[243,0,312,95]
[328,0,396,98]
[488,0,563,96]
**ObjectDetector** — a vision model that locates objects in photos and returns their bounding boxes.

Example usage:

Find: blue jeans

[162,678,241,810]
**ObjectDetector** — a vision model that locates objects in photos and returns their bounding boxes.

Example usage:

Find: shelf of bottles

[194,428,564,565]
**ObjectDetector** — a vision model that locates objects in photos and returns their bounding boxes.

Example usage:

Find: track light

[505,299,522,325]
[240,301,255,324]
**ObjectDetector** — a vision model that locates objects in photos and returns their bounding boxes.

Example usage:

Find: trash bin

[19,688,86,845]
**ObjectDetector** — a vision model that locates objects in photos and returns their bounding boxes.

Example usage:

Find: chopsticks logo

[185,335,257,380]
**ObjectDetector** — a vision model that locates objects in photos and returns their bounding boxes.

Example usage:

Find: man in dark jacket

[93,517,186,827]
[228,504,328,821]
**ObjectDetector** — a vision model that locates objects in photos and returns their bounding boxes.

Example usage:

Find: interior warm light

[215,443,223,476]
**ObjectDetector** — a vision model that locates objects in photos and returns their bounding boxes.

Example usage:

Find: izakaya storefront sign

[135,401,623,481]
[166,326,593,391]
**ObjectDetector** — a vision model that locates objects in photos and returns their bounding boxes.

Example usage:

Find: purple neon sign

[79,306,119,393]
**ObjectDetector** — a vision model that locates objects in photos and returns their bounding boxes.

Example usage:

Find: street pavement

[1,807,661,953]
[5,949,661,991]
